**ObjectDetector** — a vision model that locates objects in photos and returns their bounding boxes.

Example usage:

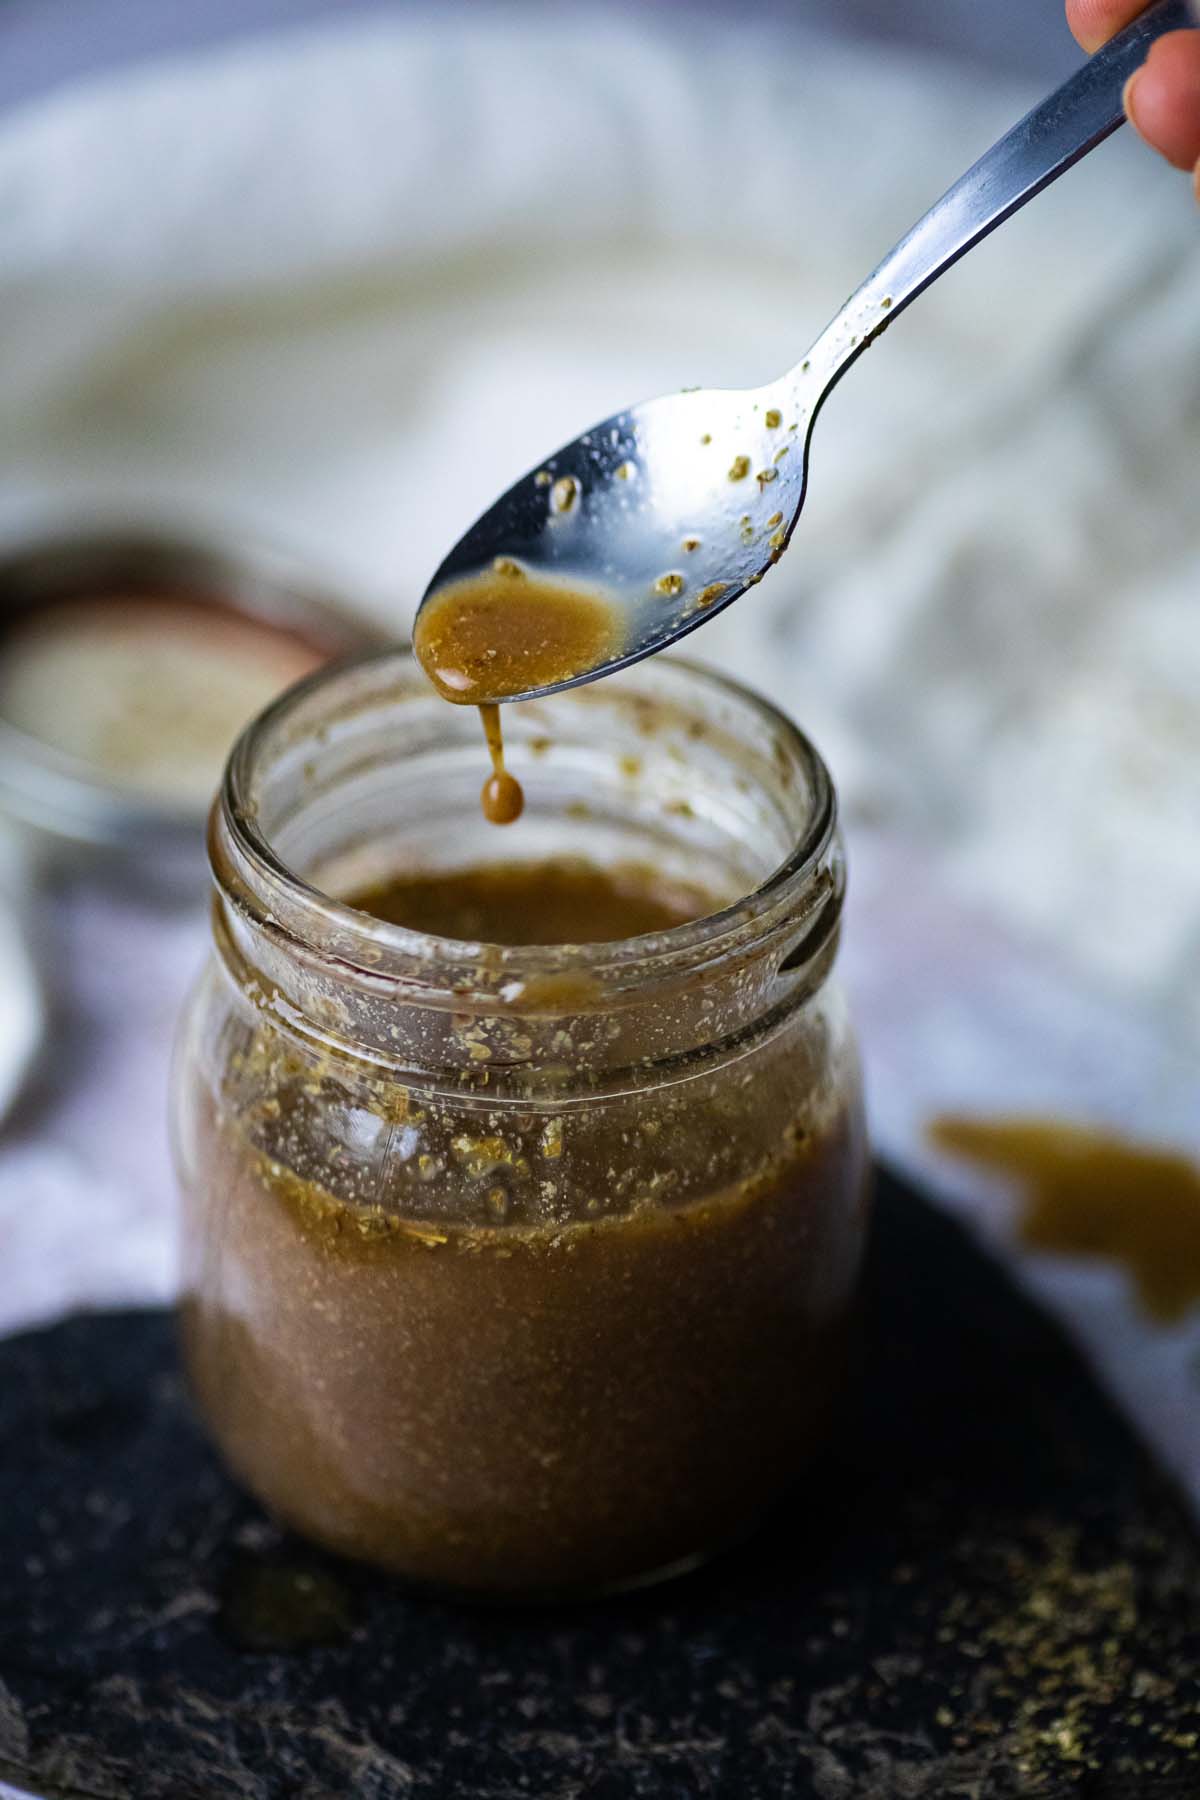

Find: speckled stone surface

[2,1169,1198,1800]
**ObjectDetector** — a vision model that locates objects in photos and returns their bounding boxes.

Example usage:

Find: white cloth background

[0,9,1197,1523]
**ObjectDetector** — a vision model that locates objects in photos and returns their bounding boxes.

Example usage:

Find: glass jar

[171,649,869,1601]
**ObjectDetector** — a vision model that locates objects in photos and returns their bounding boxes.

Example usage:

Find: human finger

[1124,28,1200,170]
[1066,0,1152,55]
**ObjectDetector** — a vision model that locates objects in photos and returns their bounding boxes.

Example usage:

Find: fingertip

[1067,0,1148,55]
[1122,67,1143,129]
[1125,31,1200,172]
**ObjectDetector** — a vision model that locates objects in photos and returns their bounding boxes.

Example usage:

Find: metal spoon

[418,0,1191,702]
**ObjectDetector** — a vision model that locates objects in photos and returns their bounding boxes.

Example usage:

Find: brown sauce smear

[350,857,713,945]
[931,1116,1200,1323]
[414,563,624,827]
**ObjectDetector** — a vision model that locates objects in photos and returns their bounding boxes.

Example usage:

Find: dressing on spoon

[414,559,623,825]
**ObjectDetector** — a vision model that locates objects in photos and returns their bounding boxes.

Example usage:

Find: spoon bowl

[423,378,812,696]
[418,0,1189,705]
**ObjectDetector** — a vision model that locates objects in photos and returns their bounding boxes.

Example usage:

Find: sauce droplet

[478,701,524,826]
[481,767,524,826]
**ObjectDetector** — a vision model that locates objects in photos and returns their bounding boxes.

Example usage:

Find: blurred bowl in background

[0,524,389,884]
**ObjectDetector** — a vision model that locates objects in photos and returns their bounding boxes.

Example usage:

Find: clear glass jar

[171,649,869,1600]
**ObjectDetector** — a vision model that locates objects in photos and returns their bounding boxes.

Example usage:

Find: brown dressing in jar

[181,856,868,1598]
[414,563,624,827]
[352,857,709,943]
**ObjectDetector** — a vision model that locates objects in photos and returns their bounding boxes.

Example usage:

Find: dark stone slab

[1,1168,1198,1800]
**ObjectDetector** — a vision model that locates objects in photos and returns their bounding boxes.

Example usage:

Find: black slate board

[2,1168,1199,1800]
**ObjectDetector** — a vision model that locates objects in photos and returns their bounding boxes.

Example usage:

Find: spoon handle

[797,0,1193,400]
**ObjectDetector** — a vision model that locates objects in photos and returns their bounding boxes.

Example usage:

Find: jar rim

[215,647,839,998]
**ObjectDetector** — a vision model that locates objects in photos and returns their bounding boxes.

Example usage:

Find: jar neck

[208,652,845,1098]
